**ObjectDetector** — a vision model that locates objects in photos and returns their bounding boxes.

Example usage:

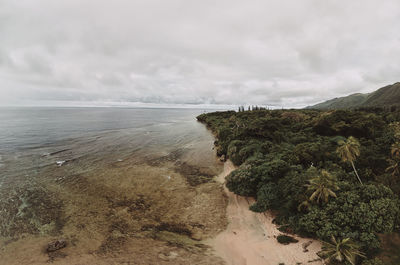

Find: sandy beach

[209,160,323,265]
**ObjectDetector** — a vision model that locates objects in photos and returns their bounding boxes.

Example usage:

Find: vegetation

[320,236,365,265]
[361,258,385,265]
[306,169,339,204]
[336,136,362,184]
[309,82,400,110]
[197,108,400,264]
[276,234,299,245]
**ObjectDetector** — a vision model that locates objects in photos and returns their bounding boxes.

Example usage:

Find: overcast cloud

[1,0,400,108]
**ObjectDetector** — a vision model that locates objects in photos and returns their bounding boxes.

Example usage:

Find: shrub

[225,166,259,197]
[276,234,299,245]
[197,109,400,261]
[250,182,279,212]
[361,258,385,265]
[227,140,245,165]
[298,184,400,252]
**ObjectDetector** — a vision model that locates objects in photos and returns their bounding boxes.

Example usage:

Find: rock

[191,230,203,241]
[219,155,226,162]
[46,239,67,252]
[168,251,178,259]
[159,252,179,260]
[47,251,67,262]
[158,253,169,261]
[302,240,313,252]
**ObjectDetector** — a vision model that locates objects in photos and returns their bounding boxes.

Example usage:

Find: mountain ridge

[308,82,400,109]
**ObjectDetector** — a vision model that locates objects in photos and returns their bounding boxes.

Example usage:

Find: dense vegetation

[197,108,400,264]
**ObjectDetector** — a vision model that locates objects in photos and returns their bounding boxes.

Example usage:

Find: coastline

[208,160,323,265]
[0,111,229,265]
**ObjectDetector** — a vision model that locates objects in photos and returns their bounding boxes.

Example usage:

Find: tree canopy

[197,108,400,264]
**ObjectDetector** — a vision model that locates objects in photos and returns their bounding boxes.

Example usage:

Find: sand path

[209,160,324,265]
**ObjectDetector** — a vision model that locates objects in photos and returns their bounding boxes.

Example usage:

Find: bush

[227,140,245,165]
[361,258,385,265]
[298,184,400,252]
[225,166,259,197]
[276,234,298,245]
[250,182,279,212]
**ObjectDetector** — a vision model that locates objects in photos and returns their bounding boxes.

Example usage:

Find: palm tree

[336,136,363,185]
[320,236,365,265]
[386,139,400,179]
[297,200,311,212]
[386,158,400,178]
[306,170,339,204]
[391,142,400,158]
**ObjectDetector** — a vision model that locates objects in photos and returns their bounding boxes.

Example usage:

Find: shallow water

[0,107,227,264]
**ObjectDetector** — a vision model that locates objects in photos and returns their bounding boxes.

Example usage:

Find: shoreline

[0,120,229,265]
[208,160,323,265]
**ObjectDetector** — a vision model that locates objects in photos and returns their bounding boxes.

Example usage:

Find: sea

[0,107,226,264]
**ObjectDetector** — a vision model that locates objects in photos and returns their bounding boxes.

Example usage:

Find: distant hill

[308,82,400,110]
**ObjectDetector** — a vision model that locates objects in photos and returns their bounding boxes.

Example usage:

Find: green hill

[308,82,400,110]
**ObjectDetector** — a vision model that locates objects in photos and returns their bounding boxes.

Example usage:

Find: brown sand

[208,160,323,265]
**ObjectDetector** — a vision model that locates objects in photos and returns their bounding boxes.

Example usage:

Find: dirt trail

[209,160,323,265]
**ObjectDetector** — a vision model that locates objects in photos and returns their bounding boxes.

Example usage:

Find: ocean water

[0,107,215,181]
[0,107,226,264]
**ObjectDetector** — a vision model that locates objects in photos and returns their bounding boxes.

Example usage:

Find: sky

[1,0,400,108]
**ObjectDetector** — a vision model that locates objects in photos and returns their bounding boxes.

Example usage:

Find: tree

[385,122,400,182]
[386,157,400,178]
[337,136,363,184]
[320,236,365,265]
[306,169,339,204]
[299,184,399,252]
[391,142,400,157]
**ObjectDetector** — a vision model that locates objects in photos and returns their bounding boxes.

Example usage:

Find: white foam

[56,160,66,166]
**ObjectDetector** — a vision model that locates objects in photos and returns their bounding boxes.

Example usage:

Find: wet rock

[174,162,214,186]
[46,239,67,252]
[0,186,64,237]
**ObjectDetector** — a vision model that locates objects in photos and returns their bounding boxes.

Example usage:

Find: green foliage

[299,184,399,252]
[309,82,400,111]
[276,234,299,245]
[361,258,385,265]
[225,165,258,197]
[250,182,279,212]
[336,136,363,185]
[306,169,339,204]
[227,139,264,166]
[197,108,400,261]
[313,110,385,138]
[320,236,365,265]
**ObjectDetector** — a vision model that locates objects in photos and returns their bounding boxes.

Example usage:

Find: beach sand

[208,160,324,265]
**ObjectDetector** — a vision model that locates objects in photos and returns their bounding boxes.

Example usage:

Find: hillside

[308,82,400,109]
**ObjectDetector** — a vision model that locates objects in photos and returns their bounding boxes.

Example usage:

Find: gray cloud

[1,0,400,108]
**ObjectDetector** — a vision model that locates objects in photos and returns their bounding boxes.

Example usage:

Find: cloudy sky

[1,0,399,108]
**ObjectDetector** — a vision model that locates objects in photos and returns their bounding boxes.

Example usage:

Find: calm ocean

[0,107,222,247]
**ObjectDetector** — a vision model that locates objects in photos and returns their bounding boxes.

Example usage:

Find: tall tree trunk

[351,161,363,185]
